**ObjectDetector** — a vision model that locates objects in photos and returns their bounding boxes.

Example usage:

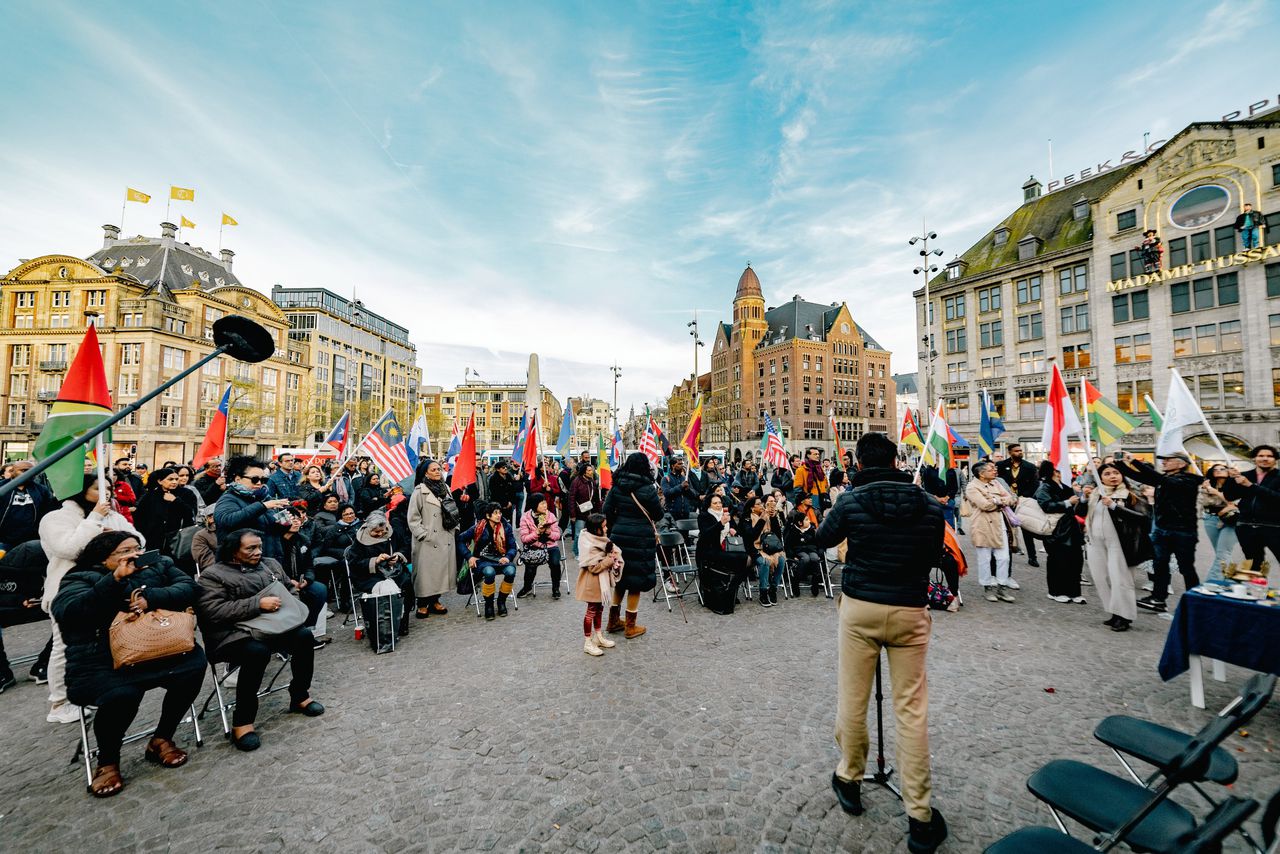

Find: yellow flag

[180,216,196,229]
[170,185,195,201]
[221,213,238,226]
[125,187,151,203]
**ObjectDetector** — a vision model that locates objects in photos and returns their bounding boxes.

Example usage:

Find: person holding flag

[977,390,1004,460]
[449,416,481,531]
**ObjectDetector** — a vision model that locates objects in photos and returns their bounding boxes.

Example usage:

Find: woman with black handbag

[696,493,748,614]
[53,531,207,797]
[1083,462,1151,632]
[1034,461,1087,605]
[741,496,787,607]
[134,467,198,573]
[601,453,664,638]
[516,492,563,599]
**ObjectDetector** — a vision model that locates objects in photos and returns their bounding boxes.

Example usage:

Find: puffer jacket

[602,471,663,592]
[815,467,944,607]
[518,510,561,547]
[1117,459,1201,533]
[196,557,293,656]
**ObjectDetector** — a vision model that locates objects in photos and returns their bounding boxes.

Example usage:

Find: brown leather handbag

[108,590,197,669]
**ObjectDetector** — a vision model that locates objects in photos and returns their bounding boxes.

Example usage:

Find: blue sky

[1,0,1273,414]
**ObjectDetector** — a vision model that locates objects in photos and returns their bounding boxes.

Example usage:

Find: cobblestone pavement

[0,535,1275,853]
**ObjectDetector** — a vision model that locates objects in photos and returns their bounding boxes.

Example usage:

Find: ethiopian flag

[1084,380,1140,447]
[597,433,613,490]
[33,326,113,498]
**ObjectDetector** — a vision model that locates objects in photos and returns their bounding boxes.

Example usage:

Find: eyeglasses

[242,475,267,485]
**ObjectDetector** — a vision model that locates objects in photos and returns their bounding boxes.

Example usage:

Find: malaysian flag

[357,409,414,483]
[762,412,790,470]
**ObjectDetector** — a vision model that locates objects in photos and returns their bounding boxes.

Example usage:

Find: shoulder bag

[630,493,660,546]
[109,589,197,669]
[163,523,203,562]
[723,535,747,555]
[1015,496,1063,538]
[236,579,309,641]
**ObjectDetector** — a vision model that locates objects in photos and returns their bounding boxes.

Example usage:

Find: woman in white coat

[1083,462,1150,633]
[37,474,140,723]
[407,459,459,620]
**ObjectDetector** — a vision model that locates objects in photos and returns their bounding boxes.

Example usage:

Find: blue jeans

[572,520,586,556]
[1151,526,1198,601]
[1241,227,1260,249]
[1201,514,1237,583]
[479,562,516,586]
[757,553,787,591]
[298,581,328,628]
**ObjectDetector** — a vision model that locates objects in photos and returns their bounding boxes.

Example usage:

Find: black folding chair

[654,530,701,612]
[984,795,1259,854]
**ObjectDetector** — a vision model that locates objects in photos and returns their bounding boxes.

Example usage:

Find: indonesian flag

[1040,362,1082,482]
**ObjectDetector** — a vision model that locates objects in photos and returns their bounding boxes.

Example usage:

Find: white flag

[1155,368,1205,458]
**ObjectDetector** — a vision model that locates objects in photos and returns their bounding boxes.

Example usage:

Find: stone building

[708,265,894,460]
[916,112,1280,457]
[566,396,613,448]
[436,381,562,452]
[0,222,307,465]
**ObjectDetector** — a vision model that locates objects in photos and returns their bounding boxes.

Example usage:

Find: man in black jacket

[1227,444,1280,568]
[1117,451,1200,612]
[816,432,947,854]
[996,444,1041,567]
[487,460,518,517]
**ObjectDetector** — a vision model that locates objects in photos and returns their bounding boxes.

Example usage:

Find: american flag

[762,412,790,470]
[357,408,414,483]
[638,421,662,466]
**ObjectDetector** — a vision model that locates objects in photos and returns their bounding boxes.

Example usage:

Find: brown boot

[624,610,646,639]
[606,604,624,634]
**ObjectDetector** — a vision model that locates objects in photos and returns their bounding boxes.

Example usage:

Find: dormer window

[946,266,961,280]
[1072,197,1089,221]
[993,227,1010,247]
[945,256,968,281]
[1017,234,1043,261]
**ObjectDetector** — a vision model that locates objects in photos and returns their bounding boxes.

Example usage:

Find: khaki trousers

[835,596,933,821]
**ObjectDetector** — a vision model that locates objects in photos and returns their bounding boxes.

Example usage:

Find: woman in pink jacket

[516,493,564,599]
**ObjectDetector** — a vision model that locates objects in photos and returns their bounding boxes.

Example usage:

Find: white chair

[198,654,291,739]
[75,701,203,791]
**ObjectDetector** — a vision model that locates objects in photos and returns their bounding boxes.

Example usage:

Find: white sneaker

[583,637,604,657]
[593,630,615,649]
[47,702,81,724]
[1048,594,1070,603]
[1006,579,1021,590]
[1142,581,1154,591]
[223,666,239,688]
[1071,596,1087,604]
[945,598,960,613]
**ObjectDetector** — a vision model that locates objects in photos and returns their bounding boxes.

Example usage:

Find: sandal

[90,764,124,798]
[429,602,448,615]
[144,736,189,768]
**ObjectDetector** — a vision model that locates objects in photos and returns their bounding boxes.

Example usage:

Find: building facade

[271,286,420,442]
[708,265,895,460]
[567,396,612,448]
[916,113,1280,456]
[436,381,563,452]
[0,222,307,465]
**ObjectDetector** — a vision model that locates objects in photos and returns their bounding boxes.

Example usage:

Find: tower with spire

[729,263,767,440]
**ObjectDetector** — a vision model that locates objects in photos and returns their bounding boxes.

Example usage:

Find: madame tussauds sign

[1107,243,1280,292]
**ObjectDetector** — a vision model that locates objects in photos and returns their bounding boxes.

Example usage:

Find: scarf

[474,519,506,555]
[802,459,823,491]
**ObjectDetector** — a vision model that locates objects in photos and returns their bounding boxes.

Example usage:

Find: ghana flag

[33,325,113,498]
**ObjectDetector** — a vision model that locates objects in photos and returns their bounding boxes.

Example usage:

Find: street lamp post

[687,311,704,385]
[910,230,944,414]
[609,361,622,434]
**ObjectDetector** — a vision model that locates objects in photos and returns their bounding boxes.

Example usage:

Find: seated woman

[740,495,787,608]
[52,531,207,797]
[516,492,563,599]
[457,502,517,621]
[343,512,413,634]
[356,473,390,517]
[784,509,823,596]
[279,506,327,641]
[196,529,325,752]
[696,493,749,615]
[174,465,207,520]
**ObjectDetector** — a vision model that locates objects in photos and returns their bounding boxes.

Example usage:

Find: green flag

[33,325,114,498]
[1143,394,1163,431]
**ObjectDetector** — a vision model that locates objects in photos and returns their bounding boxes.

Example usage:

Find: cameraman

[815,432,947,854]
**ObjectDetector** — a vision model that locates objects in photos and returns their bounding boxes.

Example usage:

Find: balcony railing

[38,360,68,372]
[36,390,58,401]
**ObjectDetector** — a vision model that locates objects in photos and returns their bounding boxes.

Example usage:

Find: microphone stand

[864,652,902,799]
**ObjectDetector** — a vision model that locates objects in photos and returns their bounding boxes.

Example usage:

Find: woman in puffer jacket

[601,453,663,639]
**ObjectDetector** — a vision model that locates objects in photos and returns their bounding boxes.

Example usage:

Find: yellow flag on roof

[221,213,238,226]
[180,216,195,229]
[170,186,195,201]
[125,188,150,203]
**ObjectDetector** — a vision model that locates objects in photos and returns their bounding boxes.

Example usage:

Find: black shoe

[1136,596,1167,613]
[907,808,948,854]
[312,637,330,650]
[29,664,48,685]
[552,590,562,600]
[811,585,821,597]
[415,608,431,619]
[497,595,508,618]
[1027,559,1040,568]
[515,588,535,599]
[1111,617,1132,632]
[831,773,864,816]
[1103,615,1119,627]
[484,598,495,621]
[289,700,326,717]
[0,671,16,694]
[398,617,410,636]
[955,527,965,535]
[232,730,261,752]
[760,590,773,608]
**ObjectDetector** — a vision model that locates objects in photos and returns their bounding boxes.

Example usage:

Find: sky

[1,0,1275,416]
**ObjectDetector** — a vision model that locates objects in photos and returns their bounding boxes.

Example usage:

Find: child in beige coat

[575,513,623,656]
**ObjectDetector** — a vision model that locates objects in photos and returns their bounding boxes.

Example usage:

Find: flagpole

[120,197,127,231]
[914,402,942,485]
[95,434,108,505]
[218,221,224,252]
[1079,377,1102,487]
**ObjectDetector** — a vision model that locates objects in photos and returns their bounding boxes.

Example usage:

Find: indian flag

[33,325,114,498]
[923,402,954,469]
[1083,380,1140,447]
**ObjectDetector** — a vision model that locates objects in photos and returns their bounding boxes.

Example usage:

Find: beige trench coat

[407,483,457,598]
[964,478,1014,549]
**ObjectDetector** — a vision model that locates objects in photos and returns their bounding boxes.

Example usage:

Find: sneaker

[223,666,239,688]
[47,702,81,724]
[29,664,48,685]
[831,773,864,816]
[515,588,535,599]
[983,587,999,602]
[996,586,1016,603]
[0,671,16,694]
[761,593,773,608]
[1048,594,1070,603]
[583,637,604,657]
[1005,578,1021,590]
[1136,596,1167,613]
[907,808,948,854]
[1141,580,1154,592]
[1070,596,1087,604]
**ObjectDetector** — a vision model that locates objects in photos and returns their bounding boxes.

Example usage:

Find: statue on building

[1137,229,1163,273]
[1235,202,1266,249]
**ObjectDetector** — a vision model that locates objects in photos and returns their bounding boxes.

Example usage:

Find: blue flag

[511,410,528,465]
[556,399,574,456]
[977,389,1005,457]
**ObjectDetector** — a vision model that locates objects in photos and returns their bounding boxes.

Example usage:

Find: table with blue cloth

[1158,589,1280,708]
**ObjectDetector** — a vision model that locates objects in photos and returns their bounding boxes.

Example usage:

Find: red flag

[193,384,231,469]
[1040,363,1082,482]
[520,411,539,472]
[449,415,477,491]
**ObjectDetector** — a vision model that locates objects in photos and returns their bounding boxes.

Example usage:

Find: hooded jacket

[602,469,664,590]
[815,467,944,607]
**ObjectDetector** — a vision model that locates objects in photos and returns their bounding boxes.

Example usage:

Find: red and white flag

[1040,363,1082,482]
[638,421,662,466]
[357,409,414,483]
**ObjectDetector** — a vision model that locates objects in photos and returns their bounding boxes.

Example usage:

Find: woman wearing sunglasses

[212,456,294,562]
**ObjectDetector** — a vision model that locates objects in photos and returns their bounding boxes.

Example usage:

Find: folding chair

[198,654,292,739]
[75,701,203,791]
[341,558,364,632]
[653,530,702,612]
[817,553,837,599]
[984,795,1259,854]
[1025,677,1272,853]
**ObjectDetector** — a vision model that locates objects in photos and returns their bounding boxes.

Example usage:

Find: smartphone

[133,549,162,569]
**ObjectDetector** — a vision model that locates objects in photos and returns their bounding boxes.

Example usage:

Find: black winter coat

[488,472,519,511]
[995,459,1039,499]
[784,520,820,560]
[1118,459,1201,532]
[1224,468,1280,524]
[133,488,197,555]
[213,488,288,560]
[661,471,699,519]
[1034,480,1086,549]
[53,557,205,705]
[602,471,663,592]
[356,484,390,517]
[815,467,944,607]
